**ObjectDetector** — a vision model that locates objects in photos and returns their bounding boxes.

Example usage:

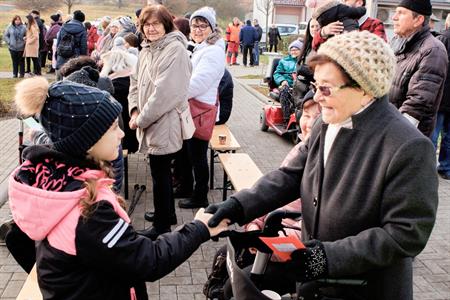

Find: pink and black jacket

[9,145,210,300]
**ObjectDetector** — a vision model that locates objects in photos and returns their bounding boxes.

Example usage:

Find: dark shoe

[144,212,177,225]
[136,227,171,240]
[12,75,17,78]
[439,172,450,180]
[232,62,240,66]
[173,187,193,199]
[19,74,24,78]
[178,198,209,209]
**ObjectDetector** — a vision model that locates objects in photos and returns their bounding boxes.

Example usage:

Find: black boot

[144,212,177,225]
[178,198,209,209]
[136,227,171,240]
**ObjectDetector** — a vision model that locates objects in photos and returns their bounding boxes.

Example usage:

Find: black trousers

[148,153,176,230]
[269,43,278,52]
[26,57,41,75]
[178,138,209,202]
[243,45,254,66]
[40,51,47,70]
[9,49,25,77]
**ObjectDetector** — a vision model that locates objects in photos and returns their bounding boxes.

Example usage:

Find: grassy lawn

[237,74,263,79]
[0,77,19,114]
[249,84,269,98]
[0,46,12,72]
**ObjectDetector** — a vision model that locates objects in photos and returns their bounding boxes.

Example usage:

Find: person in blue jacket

[239,20,258,66]
[273,40,303,123]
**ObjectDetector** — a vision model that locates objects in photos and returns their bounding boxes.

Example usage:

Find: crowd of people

[3,0,447,298]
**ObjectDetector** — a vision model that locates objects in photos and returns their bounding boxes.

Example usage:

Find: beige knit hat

[317,31,396,98]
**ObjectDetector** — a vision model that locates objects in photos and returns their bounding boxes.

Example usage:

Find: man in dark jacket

[239,20,258,67]
[432,14,450,179]
[55,10,88,80]
[253,19,263,66]
[388,0,448,137]
[268,24,281,52]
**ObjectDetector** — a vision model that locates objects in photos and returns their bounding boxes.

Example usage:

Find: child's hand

[195,208,230,237]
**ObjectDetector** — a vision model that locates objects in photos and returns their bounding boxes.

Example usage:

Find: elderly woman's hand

[194,208,230,238]
[129,111,139,130]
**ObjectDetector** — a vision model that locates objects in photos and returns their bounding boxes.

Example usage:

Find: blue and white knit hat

[190,7,216,30]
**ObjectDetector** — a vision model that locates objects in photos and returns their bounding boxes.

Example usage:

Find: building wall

[274,6,305,24]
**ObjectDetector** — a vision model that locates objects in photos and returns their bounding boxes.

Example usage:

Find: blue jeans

[432,112,450,175]
[253,42,260,65]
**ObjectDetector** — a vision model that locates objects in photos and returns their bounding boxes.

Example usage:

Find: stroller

[218,210,367,300]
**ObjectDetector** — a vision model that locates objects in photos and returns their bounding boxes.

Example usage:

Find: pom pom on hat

[14,77,49,116]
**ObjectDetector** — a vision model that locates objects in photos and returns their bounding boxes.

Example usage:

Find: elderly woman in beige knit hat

[206,30,438,299]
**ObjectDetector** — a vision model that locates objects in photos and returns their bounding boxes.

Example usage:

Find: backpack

[57,32,75,58]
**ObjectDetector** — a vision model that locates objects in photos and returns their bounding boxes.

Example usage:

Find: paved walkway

[0,64,448,299]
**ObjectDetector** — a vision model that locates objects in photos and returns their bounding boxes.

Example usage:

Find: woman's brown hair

[139,4,175,36]
[11,15,22,26]
[26,15,36,30]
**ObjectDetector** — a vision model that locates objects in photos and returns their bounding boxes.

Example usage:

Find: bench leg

[124,155,129,200]
[210,148,215,190]
[222,170,228,201]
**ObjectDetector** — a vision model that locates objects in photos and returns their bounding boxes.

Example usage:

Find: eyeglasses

[190,24,210,31]
[143,21,163,29]
[310,81,359,97]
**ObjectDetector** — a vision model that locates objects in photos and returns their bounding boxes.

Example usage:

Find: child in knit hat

[9,77,229,299]
[306,0,366,33]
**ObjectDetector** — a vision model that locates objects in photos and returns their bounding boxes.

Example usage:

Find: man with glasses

[389,0,448,137]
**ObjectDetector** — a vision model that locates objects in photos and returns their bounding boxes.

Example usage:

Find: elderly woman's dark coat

[232,97,438,299]
[389,25,448,137]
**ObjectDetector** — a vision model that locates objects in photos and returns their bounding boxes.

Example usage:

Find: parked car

[259,23,300,53]
[298,22,308,37]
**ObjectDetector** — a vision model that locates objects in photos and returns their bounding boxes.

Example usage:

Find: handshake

[193,197,245,237]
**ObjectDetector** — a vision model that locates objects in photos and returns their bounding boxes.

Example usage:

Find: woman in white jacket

[177,7,226,209]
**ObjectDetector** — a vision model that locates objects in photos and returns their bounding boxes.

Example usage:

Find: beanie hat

[73,10,85,22]
[110,20,121,28]
[114,36,126,48]
[124,33,139,48]
[300,90,315,109]
[306,0,333,9]
[66,66,100,88]
[135,8,142,18]
[398,0,432,16]
[317,31,396,98]
[190,6,216,30]
[50,14,59,23]
[289,40,303,50]
[312,0,340,19]
[14,77,121,157]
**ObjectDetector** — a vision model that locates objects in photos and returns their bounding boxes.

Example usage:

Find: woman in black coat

[205,31,438,299]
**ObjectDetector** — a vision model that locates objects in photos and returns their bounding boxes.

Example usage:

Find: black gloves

[205,197,245,227]
[287,240,328,282]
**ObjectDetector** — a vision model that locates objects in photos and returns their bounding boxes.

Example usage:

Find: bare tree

[62,0,82,14]
[256,0,273,43]
[15,0,58,12]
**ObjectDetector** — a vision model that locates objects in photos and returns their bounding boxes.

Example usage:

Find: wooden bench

[218,153,263,201]
[209,125,241,190]
[17,265,42,300]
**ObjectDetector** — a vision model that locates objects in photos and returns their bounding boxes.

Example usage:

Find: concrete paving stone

[176,284,204,294]
[0,272,12,290]
[10,272,27,281]
[148,295,160,300]
[0,265,23,273]
[158,293,176,300]
[191,269,208,284]
[176,293,195,300]
[1,279,23,298]
[159,276,192,286]
[415,292,449,300]
[160,285,177,294]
